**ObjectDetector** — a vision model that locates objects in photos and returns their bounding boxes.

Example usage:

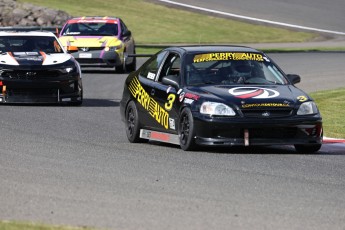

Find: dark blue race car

[120,46,323,153]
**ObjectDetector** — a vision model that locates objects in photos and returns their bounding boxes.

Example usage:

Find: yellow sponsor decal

[297,95,308,102]
[242,103,290,108]
[193,52,264,63]
[128,77,169,129]
[164,94,176,111]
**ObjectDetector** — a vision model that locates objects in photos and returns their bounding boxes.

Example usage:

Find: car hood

[187,84,310,108]
[59,35,122,47]
[0,52,72,66]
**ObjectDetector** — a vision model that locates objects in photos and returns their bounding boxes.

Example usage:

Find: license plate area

[79,53,92,58]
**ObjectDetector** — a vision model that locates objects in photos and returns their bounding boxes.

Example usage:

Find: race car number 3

[165,94,176,111]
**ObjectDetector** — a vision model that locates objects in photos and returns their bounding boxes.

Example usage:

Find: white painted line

[158,0,345,36]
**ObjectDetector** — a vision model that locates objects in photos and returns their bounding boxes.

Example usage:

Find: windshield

[61,22,119,36]
[0,36,64,54]
[184,52,288,86]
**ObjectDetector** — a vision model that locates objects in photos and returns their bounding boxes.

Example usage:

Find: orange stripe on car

[40,51,47,63]
[7,52,19,65]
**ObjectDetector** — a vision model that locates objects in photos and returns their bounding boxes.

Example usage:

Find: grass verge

[0,220,96,230]
[310,87,345,139]
[18,0,318,45]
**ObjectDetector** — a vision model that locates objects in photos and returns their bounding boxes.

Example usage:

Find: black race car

[120,46,323,153]
[0,31,83,105]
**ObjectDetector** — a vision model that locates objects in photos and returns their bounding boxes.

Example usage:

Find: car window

[61,22,119,36]
[185,52,288,86]
[120,19,128,34]
[158,53,181,82]
[0,36,63,54]
[139,51,168,81]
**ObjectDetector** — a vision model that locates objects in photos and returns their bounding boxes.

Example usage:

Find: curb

[323,137,345,144]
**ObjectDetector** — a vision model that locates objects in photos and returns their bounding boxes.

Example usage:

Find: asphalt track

[156,0,345,35]
[0,53,345,230]
[1,1,345,229]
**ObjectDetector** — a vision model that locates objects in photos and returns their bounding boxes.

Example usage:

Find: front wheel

[126,49,136,72]
[178,108,197,151]
[294,144,322,153]
[115,64,125,73]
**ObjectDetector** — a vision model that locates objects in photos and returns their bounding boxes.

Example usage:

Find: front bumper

[0,78,82,104]
[72,50,123,67]
[192,113,323,146]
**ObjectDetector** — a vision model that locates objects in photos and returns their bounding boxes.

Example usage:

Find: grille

[6,88,58,103]
[78,47,104,51]
[77,58,105,64]
[242,109,293,118]
[1,70,60,80]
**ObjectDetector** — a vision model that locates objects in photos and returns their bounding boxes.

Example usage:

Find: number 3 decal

[165,94,176,111]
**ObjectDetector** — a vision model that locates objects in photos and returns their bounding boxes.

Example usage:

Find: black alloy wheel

[125,101,143,143]
[179,108,197,151]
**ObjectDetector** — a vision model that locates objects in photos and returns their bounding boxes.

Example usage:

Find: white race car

[0,31,83,105]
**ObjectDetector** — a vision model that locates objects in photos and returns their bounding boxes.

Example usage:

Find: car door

[132,50,168,129]
[149,52,182,133]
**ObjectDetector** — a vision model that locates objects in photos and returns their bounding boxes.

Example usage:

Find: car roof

[0,31,56,37]
[167,45,261,54]
[66,16,120,24]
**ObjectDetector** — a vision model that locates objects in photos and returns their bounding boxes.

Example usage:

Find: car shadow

[0,98,120,107]
[145,141,345,155]
[79,98,120,107]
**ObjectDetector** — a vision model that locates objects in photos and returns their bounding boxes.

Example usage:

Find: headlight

[297,101,318,115]
[65,67,74,73]
[200,102,236,116]
[104,44,123,51]
[58,65,78,75]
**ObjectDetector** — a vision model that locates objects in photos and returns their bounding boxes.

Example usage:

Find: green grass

[0,220,96,230]
[310,88,345,139]
[18,0,317,45]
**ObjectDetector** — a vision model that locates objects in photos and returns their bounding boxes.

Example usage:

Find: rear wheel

[294,144,322,153]
[125,101,147,143]
[178,108,197,151]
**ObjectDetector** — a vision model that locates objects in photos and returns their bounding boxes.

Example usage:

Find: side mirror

[66,46,78,53]
[162,75,179,89]
[122,30,131,37]
[286,74,301,85]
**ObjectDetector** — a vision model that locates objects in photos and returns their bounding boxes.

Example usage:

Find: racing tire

[115,64,125,74]
[125,101,147,143]
[126,56,136,73]
[294,144,322,153]
[178,108,197,151]
[126,49,137,73]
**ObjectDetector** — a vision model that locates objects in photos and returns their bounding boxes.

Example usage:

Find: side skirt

[140,129,180,145]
